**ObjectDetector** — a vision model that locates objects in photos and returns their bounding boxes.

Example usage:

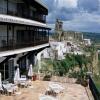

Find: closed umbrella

[0,73,3,91]
[14,67,20,83]
[28,64,33,77]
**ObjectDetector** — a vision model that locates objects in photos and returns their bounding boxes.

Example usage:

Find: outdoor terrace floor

[0,79,93,100]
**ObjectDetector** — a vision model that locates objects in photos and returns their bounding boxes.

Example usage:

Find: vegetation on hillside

[41,54,88,78]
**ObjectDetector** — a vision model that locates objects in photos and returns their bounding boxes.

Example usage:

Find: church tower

[55,19,64,41]
[55,19,63,32]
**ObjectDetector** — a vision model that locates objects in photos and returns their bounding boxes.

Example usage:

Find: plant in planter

[76,69,88,87]
[74,54,88,87]
[81,79,88,87]
[43,75,51,81]
[32,74,37,81]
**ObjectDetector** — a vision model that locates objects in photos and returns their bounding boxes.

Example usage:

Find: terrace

[0,78,93,100]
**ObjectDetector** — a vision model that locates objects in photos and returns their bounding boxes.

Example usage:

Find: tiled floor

[0,80,92,100]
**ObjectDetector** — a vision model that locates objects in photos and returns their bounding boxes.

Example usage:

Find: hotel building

[0,0,50,81]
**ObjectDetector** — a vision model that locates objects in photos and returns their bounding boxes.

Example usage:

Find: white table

[49,83,64,93]
[39,95,57,100]
[3,83,18,91]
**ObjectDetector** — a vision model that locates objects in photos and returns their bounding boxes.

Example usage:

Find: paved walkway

[0,80,92,100]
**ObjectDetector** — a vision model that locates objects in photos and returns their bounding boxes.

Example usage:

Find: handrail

[0,7,46,23]
[0,36,49,51]
[89,76,100,100]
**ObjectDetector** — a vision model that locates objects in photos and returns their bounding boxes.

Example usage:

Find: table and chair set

[0,76,32,96]
[0,64,33,96]
[39,82,64,100]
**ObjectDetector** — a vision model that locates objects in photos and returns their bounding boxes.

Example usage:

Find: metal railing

[89,76,100,100]
[0,36,49,51]
[0,7,7,14]
[0,7,46,23]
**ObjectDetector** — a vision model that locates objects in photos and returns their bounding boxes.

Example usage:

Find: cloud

[63,13,100,32]
[77,0,99,13]
[55,0,78,8]
[43,0,100,33]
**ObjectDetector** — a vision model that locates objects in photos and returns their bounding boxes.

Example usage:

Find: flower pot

[32,75,37,81]
[81,80,88,87]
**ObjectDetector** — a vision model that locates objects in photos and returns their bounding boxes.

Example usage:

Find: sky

[43,0,100,33]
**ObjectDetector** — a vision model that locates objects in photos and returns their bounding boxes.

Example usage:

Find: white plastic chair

[3,84,14,95]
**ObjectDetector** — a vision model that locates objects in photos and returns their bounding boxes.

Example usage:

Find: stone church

[55,19,83,42]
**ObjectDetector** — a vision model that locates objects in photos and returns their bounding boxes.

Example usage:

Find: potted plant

[32,74,37,81]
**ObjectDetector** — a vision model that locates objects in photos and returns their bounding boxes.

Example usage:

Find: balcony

[0,1,47,23]
[0,36,49,52]
[7,10,46,23]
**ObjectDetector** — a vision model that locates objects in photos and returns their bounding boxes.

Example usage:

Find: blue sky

[43,0,100,33]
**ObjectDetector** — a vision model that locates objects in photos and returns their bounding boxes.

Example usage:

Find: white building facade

[0,0,50,81]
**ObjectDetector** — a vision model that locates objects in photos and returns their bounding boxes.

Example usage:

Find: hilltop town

[0,0,99,100]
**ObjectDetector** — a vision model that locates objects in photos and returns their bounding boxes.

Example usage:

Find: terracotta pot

[81,80,88,87]
[32,75,37,81]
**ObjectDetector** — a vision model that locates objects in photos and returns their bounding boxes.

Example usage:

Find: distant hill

[83,32,100,43]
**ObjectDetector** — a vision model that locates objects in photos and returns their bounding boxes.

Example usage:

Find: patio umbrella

[28,64,33,77]
[14,67,20,83]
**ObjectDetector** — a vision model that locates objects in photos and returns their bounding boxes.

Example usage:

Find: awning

[34,0,48,9]
[0,43,49,57]
[0,55,16,65]
[0,14,51,29]
[0,57,6,63]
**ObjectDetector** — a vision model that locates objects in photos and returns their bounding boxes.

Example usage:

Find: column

[7,24,9,48]
[42,28,43,41]
[4,63,6,80]
[48,30,49,41]
[12,25,15,49]
[26,56,29,70]
[37,52,42,80]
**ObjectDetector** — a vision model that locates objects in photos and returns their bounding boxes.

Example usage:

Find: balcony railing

[0,7,7,14]
[89,76,100,100]
[0,6,46,23]
[0,36,49,52]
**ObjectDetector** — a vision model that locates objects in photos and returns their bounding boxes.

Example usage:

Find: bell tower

[55,19,63,32]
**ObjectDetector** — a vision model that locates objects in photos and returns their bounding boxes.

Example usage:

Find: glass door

[8,59,14,81]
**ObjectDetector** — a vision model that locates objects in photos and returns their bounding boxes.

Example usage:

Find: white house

[84,39,91,46]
